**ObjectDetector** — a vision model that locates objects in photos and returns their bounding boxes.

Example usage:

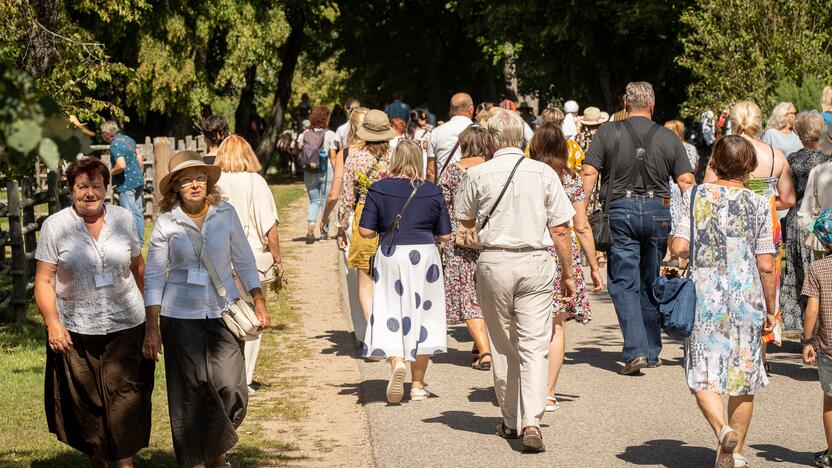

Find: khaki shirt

[455,147,575,249]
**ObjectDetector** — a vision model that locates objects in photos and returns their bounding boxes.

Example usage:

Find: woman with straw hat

[337,110,397,324]
[143,150,270,468]
[576,106,609,153]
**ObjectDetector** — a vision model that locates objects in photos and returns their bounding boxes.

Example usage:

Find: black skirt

[160,317,247,467]
[45,323,155,461]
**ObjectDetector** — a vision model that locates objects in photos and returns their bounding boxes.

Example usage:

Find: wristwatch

[801,337,814,345]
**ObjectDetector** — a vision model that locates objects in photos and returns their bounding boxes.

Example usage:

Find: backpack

[301,129,326,170]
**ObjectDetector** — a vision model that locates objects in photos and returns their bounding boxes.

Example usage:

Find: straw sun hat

[578,107,610,126]
[159,150,221,195]
[356,110,398,142]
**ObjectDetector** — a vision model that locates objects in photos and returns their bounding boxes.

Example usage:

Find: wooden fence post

[152,137,172,219]
[46,171,63,215]
[7,181,27,322]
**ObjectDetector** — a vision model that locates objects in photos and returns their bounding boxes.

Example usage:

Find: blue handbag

[652,185,698,341]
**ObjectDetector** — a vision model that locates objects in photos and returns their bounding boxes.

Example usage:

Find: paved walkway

[298,212,823,467]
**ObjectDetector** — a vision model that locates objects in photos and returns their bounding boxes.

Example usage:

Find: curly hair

[201,115,230,148]
[159,181,223,213]
[362,141,390,158]
[308,105,330,129]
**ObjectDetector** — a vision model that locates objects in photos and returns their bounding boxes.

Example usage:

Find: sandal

[472,352,492,371]
[544,396,559,412]
[472,344,480,361]
[716,425,738,468]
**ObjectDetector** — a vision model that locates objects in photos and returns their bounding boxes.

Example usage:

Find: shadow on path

[617,439,713,467]
[749,443,814,466]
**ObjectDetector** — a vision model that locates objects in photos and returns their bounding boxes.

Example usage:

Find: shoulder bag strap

[182,223,230,302]
[769,145,775,178]
[593,122,622,214]
[438,140,461,180]
[481,156,524,229]
[380,181,423,252]
[622,121,660,193]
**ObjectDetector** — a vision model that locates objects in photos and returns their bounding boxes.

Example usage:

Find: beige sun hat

[578,107,610,126]
[159,150,221,195]
[356,109,398,142]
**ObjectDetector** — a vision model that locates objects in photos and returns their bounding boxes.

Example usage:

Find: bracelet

[801,336,814,345]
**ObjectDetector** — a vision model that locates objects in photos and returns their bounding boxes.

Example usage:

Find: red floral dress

[438,163,482,324]
[549,172,591,323]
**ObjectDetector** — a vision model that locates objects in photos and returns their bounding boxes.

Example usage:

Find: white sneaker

[386,362,407,404]
[544,396,559,412]
[410,386,431,401]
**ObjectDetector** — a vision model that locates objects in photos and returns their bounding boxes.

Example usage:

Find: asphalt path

[340,280,823,467]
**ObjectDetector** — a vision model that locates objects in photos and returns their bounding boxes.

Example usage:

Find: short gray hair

[625,81,655,111]
[487,110,525,150]
[766,102,795,130]
[793,110,824,144]
[100,120,119,136]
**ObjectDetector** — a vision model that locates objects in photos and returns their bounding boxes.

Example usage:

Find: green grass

[0,182,308,467]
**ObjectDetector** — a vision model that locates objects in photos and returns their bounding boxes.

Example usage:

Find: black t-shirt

[583,116,693,200]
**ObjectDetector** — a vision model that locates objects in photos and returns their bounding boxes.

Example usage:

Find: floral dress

[548,172,591,323]
[677,184,775,395]
[439,163,482,324]
[669,142,700,236]
[781,148,831,331]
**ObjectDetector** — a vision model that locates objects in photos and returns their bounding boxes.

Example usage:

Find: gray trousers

[476,249,555,430]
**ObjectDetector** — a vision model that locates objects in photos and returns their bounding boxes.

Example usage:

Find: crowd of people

[32,81,832,467]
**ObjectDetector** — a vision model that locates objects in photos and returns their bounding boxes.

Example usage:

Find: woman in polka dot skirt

[358,139,452,403]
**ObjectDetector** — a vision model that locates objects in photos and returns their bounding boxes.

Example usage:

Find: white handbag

[183,224,261,341]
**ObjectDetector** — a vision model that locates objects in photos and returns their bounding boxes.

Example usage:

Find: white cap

[564,100,579,113]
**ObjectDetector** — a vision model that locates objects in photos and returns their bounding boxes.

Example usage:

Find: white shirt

[523,121,534,145]
[455,147,575,249]
[563,113,578,139]
[35,204,145,335]
[216,171,279,253]
[336,121,350,148]
[144,201,260,319]
[428,115,473,174]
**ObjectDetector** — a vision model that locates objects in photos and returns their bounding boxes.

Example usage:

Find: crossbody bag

[368,181,423,272]
[455,156,524,250]
[183,223,261,341]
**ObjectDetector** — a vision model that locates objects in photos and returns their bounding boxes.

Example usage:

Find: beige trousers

[476,249,555,430]
[235,278,266,386]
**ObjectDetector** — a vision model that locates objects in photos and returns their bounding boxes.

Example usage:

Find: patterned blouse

[338,146,391,229]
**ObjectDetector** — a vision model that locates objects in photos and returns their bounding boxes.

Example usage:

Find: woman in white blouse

[143,150,269,468]
[215,134,283,392]
[34,158,153,468]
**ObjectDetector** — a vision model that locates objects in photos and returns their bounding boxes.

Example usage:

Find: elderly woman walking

[215,135,284,392]
[34,158,154,468]
[437,124,493,370]
[763,102,803,157]
[781,112,831,331]
[529,123,603,412]
[321,107,369,232]
[337,110,396,322]
[143,151,270,468]
[672,136,778,468]
[359,139,452,403]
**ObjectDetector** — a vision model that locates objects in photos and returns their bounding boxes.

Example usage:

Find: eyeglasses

[178,175,208,186]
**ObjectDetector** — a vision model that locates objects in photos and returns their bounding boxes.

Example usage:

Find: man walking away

[100,121,145,247]
[456,109,576,452]
[384,91,411,122]
[427,93,475,183]
[581,81,695,375]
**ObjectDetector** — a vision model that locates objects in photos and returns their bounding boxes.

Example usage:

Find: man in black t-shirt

[582,82,695,375]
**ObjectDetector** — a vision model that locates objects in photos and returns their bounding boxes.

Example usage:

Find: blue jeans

[606,195,671,362]
[304,167,333,226]
[119,187,145,248]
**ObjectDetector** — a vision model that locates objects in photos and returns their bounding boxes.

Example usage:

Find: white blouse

[144,201,260,319]
[215,172,279,253]
[35,204,145,335]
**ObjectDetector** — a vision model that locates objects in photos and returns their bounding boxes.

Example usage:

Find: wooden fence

[0,134,207,322]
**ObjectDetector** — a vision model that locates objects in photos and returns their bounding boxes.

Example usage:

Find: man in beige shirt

[455,109,576,453]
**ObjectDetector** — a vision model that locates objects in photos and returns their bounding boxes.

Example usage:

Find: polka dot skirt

[362,243,447,361]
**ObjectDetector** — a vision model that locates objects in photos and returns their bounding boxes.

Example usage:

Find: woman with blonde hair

[764,102,802,157]
[358,139,452,403]
[705,100,795,351]
[665,119,700,245]
[214,135,283,393]
[321,107,369,232]
[821,86,832,130]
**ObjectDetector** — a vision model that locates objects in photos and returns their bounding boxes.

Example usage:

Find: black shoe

[495,423,519,440]
[522,428,546,453]
[815,450,832,467]
[619,356,648,375]
[305,232,315,244]
[647,358,663,368]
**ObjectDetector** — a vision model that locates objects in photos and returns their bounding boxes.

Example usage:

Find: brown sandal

[472,352,492,371]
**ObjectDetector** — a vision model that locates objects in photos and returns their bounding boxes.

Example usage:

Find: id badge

[94,270,114,289]
[187,268,209,286]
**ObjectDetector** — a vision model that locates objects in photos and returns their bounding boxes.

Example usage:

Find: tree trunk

[23,0,60,78]
[256,6,306,174]
[235,65,257,142]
